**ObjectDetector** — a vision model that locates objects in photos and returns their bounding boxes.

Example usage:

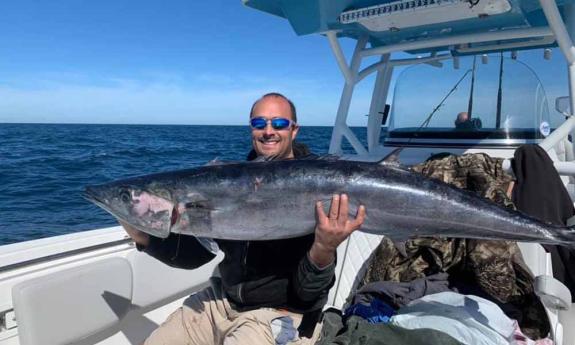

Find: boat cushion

[127,249,223,309]
[12,257,132,345]
[329,231,384,309]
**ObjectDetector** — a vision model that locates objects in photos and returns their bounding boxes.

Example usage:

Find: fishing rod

[495,52,504,129]
[420,69,472,129]
[382,67,472,162]
[467,55,477,117]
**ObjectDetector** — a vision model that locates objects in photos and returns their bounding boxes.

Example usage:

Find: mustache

[257,136,280,142]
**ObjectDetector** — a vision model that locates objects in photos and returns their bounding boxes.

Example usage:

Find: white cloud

[0,73,372,126]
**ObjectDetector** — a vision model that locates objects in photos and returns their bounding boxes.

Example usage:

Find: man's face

[457,112,469,123]
[250,96,299,159]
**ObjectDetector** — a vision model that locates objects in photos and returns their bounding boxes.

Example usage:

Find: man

[122,92,366,345]
[454,111,482,130]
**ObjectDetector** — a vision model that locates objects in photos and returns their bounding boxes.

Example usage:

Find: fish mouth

[83,186,104,205]
[83,186,120,220]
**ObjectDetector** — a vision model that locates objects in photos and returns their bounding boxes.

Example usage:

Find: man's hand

[309,194,366,268]
[119,220,150,247]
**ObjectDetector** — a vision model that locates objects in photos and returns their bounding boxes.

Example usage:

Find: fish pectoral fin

[196,237,220,254]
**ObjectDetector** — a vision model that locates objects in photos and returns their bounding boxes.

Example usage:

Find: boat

[2,0,575,343]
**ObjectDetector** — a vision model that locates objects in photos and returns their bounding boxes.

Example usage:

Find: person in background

[122,92,367,345]
[454,111,482,130]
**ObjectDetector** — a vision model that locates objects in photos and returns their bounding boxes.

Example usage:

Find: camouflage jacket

[360,153,549,339]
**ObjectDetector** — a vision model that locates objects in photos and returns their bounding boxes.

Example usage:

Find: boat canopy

[244,0,574,54]
[244,0,575,177]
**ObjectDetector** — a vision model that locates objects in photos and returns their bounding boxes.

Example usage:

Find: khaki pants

[144,279,321,345]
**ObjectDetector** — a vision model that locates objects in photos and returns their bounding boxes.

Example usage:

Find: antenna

[495,52,504,129]
[467,55,477,117]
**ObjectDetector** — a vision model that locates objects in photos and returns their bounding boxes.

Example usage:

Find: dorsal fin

[252,154,341,162]
[315,154,340,161]
[252,155,280,162]
[377,148,404,165]
[205,158,223,166]
[205,158,241,166]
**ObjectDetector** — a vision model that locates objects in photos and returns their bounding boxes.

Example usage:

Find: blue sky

[0,0,569,126]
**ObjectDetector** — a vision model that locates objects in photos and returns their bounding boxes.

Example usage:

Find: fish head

[84,182,175,238]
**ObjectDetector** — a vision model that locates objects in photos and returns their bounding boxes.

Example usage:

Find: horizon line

[0,121,359,128]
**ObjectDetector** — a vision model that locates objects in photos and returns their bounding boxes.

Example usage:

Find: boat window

[387,56,551,143]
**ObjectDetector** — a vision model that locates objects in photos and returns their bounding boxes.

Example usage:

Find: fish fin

[377,148,403,165]
[543,224,575,248]
[252,154,341,162]
[315,154,341,161]
[205,157,221,166]
[294,154,341,161]
[196,237,220,254]
[205,158,241,166]
[251,155,282,162]
[559,225,575,248]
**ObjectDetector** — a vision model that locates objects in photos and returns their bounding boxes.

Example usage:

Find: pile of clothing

[319,291,551,345]
[317,146,575,345]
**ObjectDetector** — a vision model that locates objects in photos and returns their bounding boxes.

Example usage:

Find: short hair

[455,112,469,124]
[249,92,297,123]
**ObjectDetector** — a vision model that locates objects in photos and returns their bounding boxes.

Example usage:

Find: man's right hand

[309,194,366,268]
[119,220,150,247]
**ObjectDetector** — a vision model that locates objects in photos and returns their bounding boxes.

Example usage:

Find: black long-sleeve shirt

[143,234,335,313]
[141,145,335,314]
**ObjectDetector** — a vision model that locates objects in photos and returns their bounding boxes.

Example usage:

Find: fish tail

[559,225,575,248]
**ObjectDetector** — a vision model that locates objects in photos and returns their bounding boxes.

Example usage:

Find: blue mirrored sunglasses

[249,117,295,130]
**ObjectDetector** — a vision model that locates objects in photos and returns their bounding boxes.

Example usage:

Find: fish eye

[119,190,132,203]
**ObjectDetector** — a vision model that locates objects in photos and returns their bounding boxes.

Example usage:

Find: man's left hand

[309,194,366,268]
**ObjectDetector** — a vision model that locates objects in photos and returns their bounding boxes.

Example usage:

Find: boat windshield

[387,56,550,144]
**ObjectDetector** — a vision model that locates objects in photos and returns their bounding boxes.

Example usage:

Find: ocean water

[0,123,367,245]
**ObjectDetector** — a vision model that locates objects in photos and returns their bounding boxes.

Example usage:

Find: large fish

[84,158,575,246]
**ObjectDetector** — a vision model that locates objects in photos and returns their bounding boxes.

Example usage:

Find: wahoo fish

[84,159,575,246]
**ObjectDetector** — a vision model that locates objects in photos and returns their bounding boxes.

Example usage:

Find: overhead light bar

[339,0,511,32]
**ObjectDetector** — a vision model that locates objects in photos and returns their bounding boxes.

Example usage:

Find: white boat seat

[328,231,384,309]
[12,257,132,345]
[127,249,223,310]
[517,241,572,309]
[518,242,571,344]
[329,236,568,343]
[535,275,572,311]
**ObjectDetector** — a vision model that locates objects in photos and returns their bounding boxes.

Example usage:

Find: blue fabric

[344,299,395,324]
[270,316,298,345]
